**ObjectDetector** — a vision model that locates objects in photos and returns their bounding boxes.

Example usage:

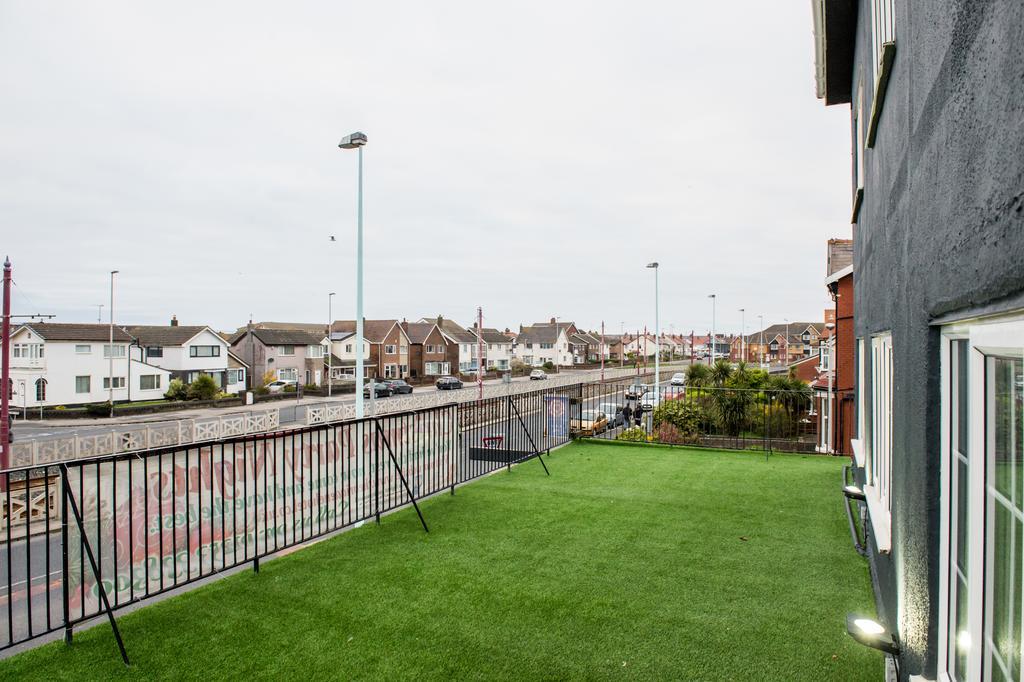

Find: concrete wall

[850,1,1024,677]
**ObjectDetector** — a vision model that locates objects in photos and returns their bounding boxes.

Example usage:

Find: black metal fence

[0,373,816,661]
[579,382,818,452]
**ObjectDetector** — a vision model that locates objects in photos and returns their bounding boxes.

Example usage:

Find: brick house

[401,320,455,379]
[228,328,329,387]
[331,319,411,380]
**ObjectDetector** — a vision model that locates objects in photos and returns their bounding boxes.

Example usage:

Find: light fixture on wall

[842,484,866,501]
[845,614,900,656]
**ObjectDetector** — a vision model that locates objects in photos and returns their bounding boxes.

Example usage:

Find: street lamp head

[826,322,836,330]
[338,132,368,149]
[646,262,658,269]
[111,270,119,275]
[329,292,336,297]
[708,293,716,299]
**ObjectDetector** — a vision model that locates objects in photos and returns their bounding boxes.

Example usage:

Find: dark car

[435,376,463,390]
[383,379,413,395]
[363,381,393,398]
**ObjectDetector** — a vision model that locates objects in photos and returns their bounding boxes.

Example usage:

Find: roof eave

[814,0,856,106]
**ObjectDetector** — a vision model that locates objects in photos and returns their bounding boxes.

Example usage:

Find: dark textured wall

[851,0,1024,678]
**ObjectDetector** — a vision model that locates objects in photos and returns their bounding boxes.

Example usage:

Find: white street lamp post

[109,270,118,418]
[338,132,368,417]
[708,294,716,365]
[327,292,335,397]
[647,263,660,389]
[739,308,746,363]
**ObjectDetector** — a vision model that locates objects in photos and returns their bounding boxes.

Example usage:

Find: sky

[0,1,852,337]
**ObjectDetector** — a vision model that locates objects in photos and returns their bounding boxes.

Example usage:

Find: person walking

[622,402,633,428]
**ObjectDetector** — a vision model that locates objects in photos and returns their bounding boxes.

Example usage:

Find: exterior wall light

[843,484,866,501]
[845,614,900,656]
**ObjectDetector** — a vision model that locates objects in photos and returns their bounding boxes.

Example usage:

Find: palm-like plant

[710,359,733,387]
[686,363,711,388]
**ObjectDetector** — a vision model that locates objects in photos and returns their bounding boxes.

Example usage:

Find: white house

[513,320,580,367]
[473,327,514,371]
[8,323,171,408]
[127,319,247,393]
[327,331,372,381]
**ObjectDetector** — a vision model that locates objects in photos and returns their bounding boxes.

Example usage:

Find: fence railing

[580,382,818,452]
[0,374,815,661]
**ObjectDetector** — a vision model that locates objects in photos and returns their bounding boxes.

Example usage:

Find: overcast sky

[0,1,851,337]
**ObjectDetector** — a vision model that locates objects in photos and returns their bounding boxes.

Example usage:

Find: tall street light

[327,292,336,397]
[738,308,746,363]
[108,270,119,418]
[95,304,103,323]
[758,314,765,367]
[647,263,660,389]
[338,131,367,417]
[784,318,790,366]
[708,294,716,365]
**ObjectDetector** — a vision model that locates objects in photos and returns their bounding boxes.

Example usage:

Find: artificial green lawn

[1,442,881,680]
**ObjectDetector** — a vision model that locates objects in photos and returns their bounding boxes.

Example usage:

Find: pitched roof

[436,319,476,343]
[19,322,134,342]
[477,327,510,344]
[331,319,400,344]
[516,325,559,345]
[233,321,328,337]
[401,322,437,344]
[126,325,211,346]
[233,328,326,346]
[744,322,823,343]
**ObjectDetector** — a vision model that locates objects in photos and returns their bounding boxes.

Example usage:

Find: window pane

[956,457,969,573]
[989,501,1022,681]
[957,340,968,454]
[953,574,969,680]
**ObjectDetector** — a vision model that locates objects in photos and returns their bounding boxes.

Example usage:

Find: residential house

[401,321,454,379]
[470,326,514,371]
[229,328,329,387]
[419,317,477,374]
[812,1,1024,678]
[7,323,171,407]
[127,317,248,394]
[811,239,854,455]
[741,322,823,365]
[515,320,579,367]
[326,331,373,383]
[331,320,411,379]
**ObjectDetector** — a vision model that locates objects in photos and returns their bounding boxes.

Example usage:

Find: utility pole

[600,321,605,382]
[327,293,335,397]
[708,293,717,365]
[477,306,484,400]
[758,314,765,368]
[108,270,119,418]
[1,258,11,473]
[95,304,103,323]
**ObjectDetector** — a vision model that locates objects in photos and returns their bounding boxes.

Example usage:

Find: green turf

[1,442,881,680]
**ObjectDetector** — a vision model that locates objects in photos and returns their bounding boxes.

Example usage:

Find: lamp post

[757,314,765,367]
[327,292,335,397]
[108,270,119,418]
[95,304,103,324]
[738,308,746,363]
[338,131,368,417]
[825,321,836,453]
[554,316,561,373]
[708,294,716,365]
[784,318,790,366]
[647,263,660,389]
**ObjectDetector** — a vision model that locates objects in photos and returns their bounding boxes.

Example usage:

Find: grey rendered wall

[852,0,1024,678]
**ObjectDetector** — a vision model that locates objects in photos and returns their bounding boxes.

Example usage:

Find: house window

[307,345,324,358]
[103,344,126,358]
[345,344,353,353]
[278,345,295,356]
[103,377,126,389]
[146,346,163,358]
[385,345,397,355]
[277,368,298,381]
[857,338,867,443]
[35,378,46,402]
[227,369,245,385]
[939,314,1024,681]
[525,343,533,349]
[75,376,90,394]
[384,364,397,378]
[870,0,896,86]
[75,344,91,354]
[190,345,220,358]
[540,343,553,350]
[140,375,161,390]
[425,362,450,376]
[13,343,44,359]
[869,334,893,513]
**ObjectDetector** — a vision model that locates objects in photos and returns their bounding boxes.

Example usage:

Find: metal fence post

[374,419,381,525]
[60,470,71,644]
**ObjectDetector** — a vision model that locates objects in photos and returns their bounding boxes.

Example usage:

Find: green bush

[283,384,297,393]
[85,402,112,417]
[187,375,219,401]
[616,427,650,443]
[542,361,554,370]
[651,400,703,442]
[164,378,188,401]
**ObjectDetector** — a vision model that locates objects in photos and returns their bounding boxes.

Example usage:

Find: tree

[652,400,703,442]
[187,374,219,401]
[710,359,733,387]
[685,363,711,388]
[164,378,188,401]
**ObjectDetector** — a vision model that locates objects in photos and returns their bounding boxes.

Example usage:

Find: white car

[638,391,663,411]
[529,369,548,380]
[670,372,686,386]
[266,379,297,393]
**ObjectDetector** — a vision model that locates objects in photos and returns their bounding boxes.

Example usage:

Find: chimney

[170,315,178,327]
[436,315,443,326]
[550,317,556,324]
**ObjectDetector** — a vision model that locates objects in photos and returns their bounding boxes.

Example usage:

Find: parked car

[599,402,627,428]
[435,376,464,390]
[670,372,686,386]
[570,409,609,436]
[363,381,393,398]
[383,379,413,395]
[529,369,548,380]
[625,382,649,400]
[638,391,663,411]
[266,379,297,393]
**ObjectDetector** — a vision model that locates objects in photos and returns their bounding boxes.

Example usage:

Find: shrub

[542,361,554,370]
[85,402,112,417]
[303,383,318,392]
[187,375,219,401]
[654,422,686,445]
[651,400,703,442]
[164,378,188,401]
[283,384,297,393]
[616,427,650,442]
[54,405,66,411]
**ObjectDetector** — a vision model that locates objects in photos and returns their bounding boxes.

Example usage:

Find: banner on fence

[545,396,569,438]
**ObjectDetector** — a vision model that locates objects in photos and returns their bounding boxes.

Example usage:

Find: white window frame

[277,368,298,381]
[278,345,295,356]
[939,312,1024,682]
[103,344,126,359]
[383,364,398,379]
[866,333,893,552]
[102,376,126,390]
[852,338,868,467]
[75,375,90,394]
[75,344,91,354]
[139,374,161,391]
[384,344,397,355]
